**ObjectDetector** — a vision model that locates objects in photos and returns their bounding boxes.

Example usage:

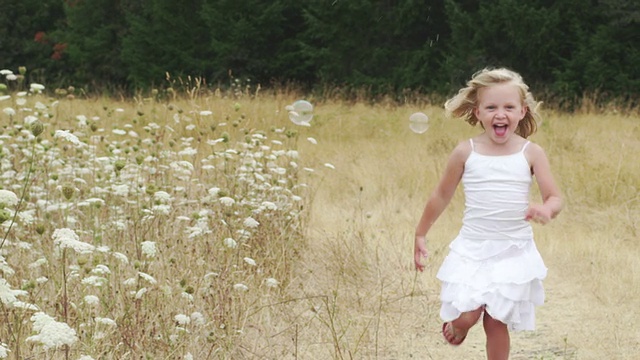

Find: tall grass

[1,69,639,359]
[0,71,323,359]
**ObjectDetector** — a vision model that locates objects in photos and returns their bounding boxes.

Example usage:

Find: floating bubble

[288,100,314,125]
[409,112,429,134]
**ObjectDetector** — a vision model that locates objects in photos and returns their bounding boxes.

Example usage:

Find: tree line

[1,0,638,105]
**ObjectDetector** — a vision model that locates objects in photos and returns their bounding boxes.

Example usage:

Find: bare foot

[442,322,468,346]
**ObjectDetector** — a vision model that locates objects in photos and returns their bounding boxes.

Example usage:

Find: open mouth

[493,124,507,137]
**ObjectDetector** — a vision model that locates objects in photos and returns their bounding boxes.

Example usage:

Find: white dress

[436,139,547,331]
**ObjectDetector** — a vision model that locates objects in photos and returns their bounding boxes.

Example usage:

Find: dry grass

[281,103,640,359]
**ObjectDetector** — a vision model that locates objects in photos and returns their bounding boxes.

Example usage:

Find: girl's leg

[482,311,510,360]
[443,307,484,344]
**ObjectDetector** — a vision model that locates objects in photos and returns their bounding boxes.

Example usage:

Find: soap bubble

[409,112,429,134]
[288,100,314,126]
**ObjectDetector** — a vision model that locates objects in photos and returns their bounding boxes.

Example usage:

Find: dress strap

[521,141,531,152]
[469,138,475,151]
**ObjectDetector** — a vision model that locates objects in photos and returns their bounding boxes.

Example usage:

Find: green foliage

[57,0,130,88]
[301,0,447,95]
[122,0,211,87]
[0,0,637,102]
[0,0,65,84]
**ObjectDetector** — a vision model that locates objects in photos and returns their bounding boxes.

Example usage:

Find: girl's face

[474,82,526,144]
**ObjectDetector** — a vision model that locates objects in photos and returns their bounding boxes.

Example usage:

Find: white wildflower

[190,312,205,326]
[84,295,100,306]
[244,257,257,266]
[223,238,237,248]
[243,217,259,228]
[112,129,126,135]
[91,264,111,275]
[78,355,95,360]
[219,197,235,206]
[81,276,107,287]
[141,241,157,258]
[96,245,110,253]
[0,95,10,101]
[26,312,77,350]
[174,314,190,325]
[76,115,87,126]
[2,108,14,116]
[204,272,219,281]
[233,283,249,292]
[112,252,129,264]
[153,191,172,202]
[29,83,45,92]
[24,115,38,125]
[0,279,24,305]
[324,163,336,169]
[261,201,277,210]
[184,353,194,360]
[151,204,171,215]
[265,278,279,288]
[135,288,147,299]
[95,317,116,326]
[138,272,157,284]
[0,190,18,207]
[54,130,83,146]
[12,301,39,311]
[0,342,9,358]
[181,292,194,302]
[52,228,95,254]
[271,167,286,175]
[29,258,47,269]
[306,137,317,144]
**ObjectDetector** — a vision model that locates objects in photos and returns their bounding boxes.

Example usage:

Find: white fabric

[436,139,547,331]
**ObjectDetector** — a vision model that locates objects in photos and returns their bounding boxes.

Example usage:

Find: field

[0,78,639,359]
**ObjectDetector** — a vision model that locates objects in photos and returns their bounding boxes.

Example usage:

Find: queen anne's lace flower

[0,190,18,207]
[52,228,95,254]
[26,312,77,350]
[141,241,157,258]
[54,130,83,146]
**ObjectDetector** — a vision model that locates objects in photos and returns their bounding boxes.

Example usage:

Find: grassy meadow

[0,74,639,360]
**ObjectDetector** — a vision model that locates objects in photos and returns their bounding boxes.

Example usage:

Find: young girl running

[413,68,563,360]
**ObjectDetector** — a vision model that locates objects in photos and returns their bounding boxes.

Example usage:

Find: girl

[413,68,563,360]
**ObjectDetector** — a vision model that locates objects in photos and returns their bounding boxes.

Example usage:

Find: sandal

[442,322,467,346]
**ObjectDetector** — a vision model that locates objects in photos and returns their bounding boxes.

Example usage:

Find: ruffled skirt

[436,236,547,331]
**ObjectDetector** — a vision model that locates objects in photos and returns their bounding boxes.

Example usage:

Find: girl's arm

[414,141,469,271]
[526,143,563,223]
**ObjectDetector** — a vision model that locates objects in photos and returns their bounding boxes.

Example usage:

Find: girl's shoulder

[523,141,549,164]
[449,139,473,163]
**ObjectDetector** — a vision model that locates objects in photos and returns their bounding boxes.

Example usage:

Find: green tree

[199,0,309,86]
[0,0,65,83]
[57,0,130,89]
[122,0,211,88]
[300,0,448,95]
[553,0,640,102]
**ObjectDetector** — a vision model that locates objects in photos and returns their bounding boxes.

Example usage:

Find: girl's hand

[525,204,552,224]
[414,235,428,272]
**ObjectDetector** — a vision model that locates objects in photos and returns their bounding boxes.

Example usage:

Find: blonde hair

[444,68,541,138]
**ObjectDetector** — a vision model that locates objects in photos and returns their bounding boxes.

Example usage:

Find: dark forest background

[1,0,638,105]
